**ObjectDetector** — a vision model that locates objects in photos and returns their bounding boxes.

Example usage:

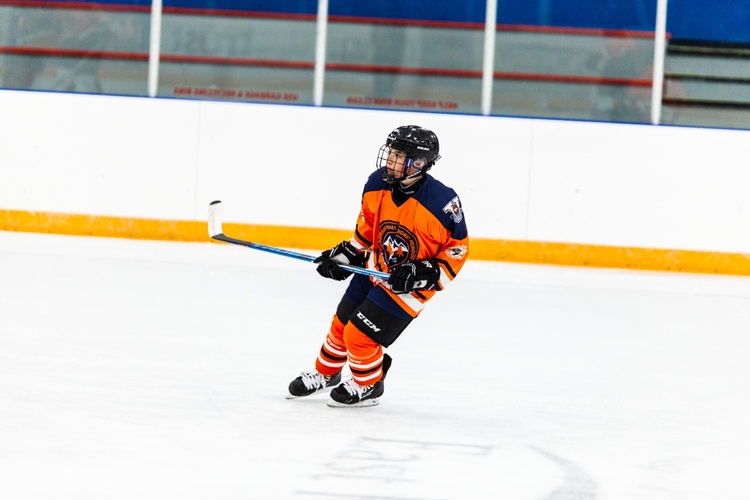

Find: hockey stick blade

[207,201,390,280]
[208,200,224,237]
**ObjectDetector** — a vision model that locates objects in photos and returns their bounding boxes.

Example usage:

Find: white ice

[2,230,750,500]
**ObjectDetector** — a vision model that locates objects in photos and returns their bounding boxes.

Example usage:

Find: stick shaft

[208,201,389,280]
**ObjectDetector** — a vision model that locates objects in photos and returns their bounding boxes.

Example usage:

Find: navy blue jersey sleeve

[416,175,468,240]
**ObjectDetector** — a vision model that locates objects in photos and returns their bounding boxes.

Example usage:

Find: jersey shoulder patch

[441,195,464,224]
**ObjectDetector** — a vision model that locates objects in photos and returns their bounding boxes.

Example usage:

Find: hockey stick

[207,201,390,280]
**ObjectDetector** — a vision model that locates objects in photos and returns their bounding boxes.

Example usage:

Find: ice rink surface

[1,230,749,500]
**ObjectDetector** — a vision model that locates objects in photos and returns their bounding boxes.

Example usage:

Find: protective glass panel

[662,1,750,128]
[157,12,316,103]
[493,6,657,124]
[3,0,750,131]
[0,5,150,95]
[324,8,485,114]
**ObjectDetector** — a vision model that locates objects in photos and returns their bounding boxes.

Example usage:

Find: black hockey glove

[387,260,440,294]
[314,240,367,281]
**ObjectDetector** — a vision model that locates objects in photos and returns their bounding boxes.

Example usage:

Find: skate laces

[299,370,327,391]
[340,378,371,397]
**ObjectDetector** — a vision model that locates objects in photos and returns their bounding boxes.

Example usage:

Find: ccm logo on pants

[356,312,381,332]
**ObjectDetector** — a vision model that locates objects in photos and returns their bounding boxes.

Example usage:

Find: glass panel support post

[313,0,329,106]
[651,0,668,125]
[148,0,163,98]
[481,0,498,116]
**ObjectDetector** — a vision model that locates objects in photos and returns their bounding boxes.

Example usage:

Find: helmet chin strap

[400,171,422,184]
[400,162,430,183]
[395,172,426,198]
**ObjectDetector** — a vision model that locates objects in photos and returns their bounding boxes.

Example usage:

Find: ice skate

[327,353,392,408]
[286,370,341,399]
[327,378,384,407]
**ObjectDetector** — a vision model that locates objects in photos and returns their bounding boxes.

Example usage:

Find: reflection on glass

[53,9,115,93]
[590,37,654,123]
[324,21,484,114]
[1,0,749,131]
[492,29,655,124]
[1,7,62,89]
[0,5,150,96]
[157,13,316,103]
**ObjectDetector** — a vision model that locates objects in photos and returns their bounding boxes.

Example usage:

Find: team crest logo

[445,245,467,260]
[443,196,463,223]
[379,220,419,268]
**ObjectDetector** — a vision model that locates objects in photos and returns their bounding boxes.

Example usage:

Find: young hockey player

[286,125,469,407]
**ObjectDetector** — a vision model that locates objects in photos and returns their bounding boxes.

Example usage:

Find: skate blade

[285,386,335,400]
[326,398,380,408]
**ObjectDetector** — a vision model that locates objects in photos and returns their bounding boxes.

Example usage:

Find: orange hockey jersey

[351,171,469,318]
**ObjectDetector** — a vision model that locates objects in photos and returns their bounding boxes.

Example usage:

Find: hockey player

[286,125,469,407]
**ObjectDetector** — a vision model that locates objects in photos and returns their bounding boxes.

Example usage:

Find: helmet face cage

[376,144,421,184]
[376,125,440,184]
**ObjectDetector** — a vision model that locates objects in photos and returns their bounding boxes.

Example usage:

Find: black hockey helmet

[377,125,441,184]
